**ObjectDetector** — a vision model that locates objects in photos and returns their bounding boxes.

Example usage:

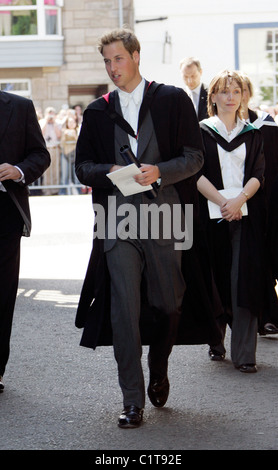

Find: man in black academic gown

[75,28,221,428]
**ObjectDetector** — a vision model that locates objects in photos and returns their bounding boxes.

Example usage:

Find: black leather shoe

[260,323,278,335]
[148,376,169,407]
[208,349,225,361]
[118,405,143,428]
[237,364,257,373]
[0,376,4,392]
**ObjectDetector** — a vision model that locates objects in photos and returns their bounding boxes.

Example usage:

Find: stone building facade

[0,0,134,114]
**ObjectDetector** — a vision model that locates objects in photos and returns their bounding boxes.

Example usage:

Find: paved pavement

[1,195,278,453]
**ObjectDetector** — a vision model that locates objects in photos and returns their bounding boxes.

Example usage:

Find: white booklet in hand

[106,163,153,197]
[207,187,248,219]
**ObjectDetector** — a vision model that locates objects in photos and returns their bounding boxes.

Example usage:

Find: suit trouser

[213,221,258,365]
[0,192,23,376]
[106,238,185,409]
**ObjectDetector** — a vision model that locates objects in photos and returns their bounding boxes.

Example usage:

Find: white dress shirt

[117,77,145,156]
[187,84,201,112]
[209,115,246,190]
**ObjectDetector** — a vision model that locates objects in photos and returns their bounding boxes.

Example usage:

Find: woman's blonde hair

[236,71,254,98]
[207,69,244,119]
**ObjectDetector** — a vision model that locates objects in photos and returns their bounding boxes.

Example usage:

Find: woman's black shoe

[238,364,257,373]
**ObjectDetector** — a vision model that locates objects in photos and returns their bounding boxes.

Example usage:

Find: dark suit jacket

[197,83,208,121]
[74,81,222,349]
[0,91,50,236]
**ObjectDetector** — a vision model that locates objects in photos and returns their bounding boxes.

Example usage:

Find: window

[235,23,278,106]
[68,85,108,110]
[0,78,31,97]
[0,0,62,37]
[44,0,58,34]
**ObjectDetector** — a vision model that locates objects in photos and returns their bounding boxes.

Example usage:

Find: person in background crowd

[39,106,61,195]
[197,70,266,373]
[180,56,208,121]
[55,107,68,129]
[73,104,83,127]
[60,113,81,194]
[0,89,50,392]
[239,71,278,336]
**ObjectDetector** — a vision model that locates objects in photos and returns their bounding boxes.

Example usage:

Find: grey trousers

[213,221,258,366]
[106,237,185,409]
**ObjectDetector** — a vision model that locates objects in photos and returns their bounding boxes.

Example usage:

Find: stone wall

[33,0,134,114]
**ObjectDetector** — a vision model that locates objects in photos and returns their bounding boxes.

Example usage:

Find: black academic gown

[248,109,278,327]
[199,120,266,317]
[75,81,222,350]
[268,174,278,280]
[248,109,278,203]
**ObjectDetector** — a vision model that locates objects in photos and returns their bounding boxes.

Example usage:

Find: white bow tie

[118,88,142,108]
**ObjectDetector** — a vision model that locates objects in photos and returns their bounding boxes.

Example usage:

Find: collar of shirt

[191,84,202,95]
[210,115,246,142]
[117,78,145,156]
[117,77,145,109]
[186,83,201,98]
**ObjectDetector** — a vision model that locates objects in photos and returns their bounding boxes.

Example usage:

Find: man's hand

[134,164,160,186]
[0,163,22,182]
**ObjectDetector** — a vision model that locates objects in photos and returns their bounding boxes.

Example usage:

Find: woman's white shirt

[209,115,247,189]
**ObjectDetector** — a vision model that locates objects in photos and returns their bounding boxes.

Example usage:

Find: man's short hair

[179,57,202,72]
[98,28,141,57]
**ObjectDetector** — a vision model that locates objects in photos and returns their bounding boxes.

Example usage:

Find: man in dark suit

[180,57,208,121]
[0,91,50,393]
[75,28,221,428]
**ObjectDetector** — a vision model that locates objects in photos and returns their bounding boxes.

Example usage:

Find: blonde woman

[197,70,266,373]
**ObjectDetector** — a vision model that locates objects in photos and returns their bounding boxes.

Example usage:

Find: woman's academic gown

[199,121,266,318]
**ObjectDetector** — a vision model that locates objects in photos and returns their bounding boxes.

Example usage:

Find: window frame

[0,78,32,97]
[234,22,278,106]
[0,0,63,39]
